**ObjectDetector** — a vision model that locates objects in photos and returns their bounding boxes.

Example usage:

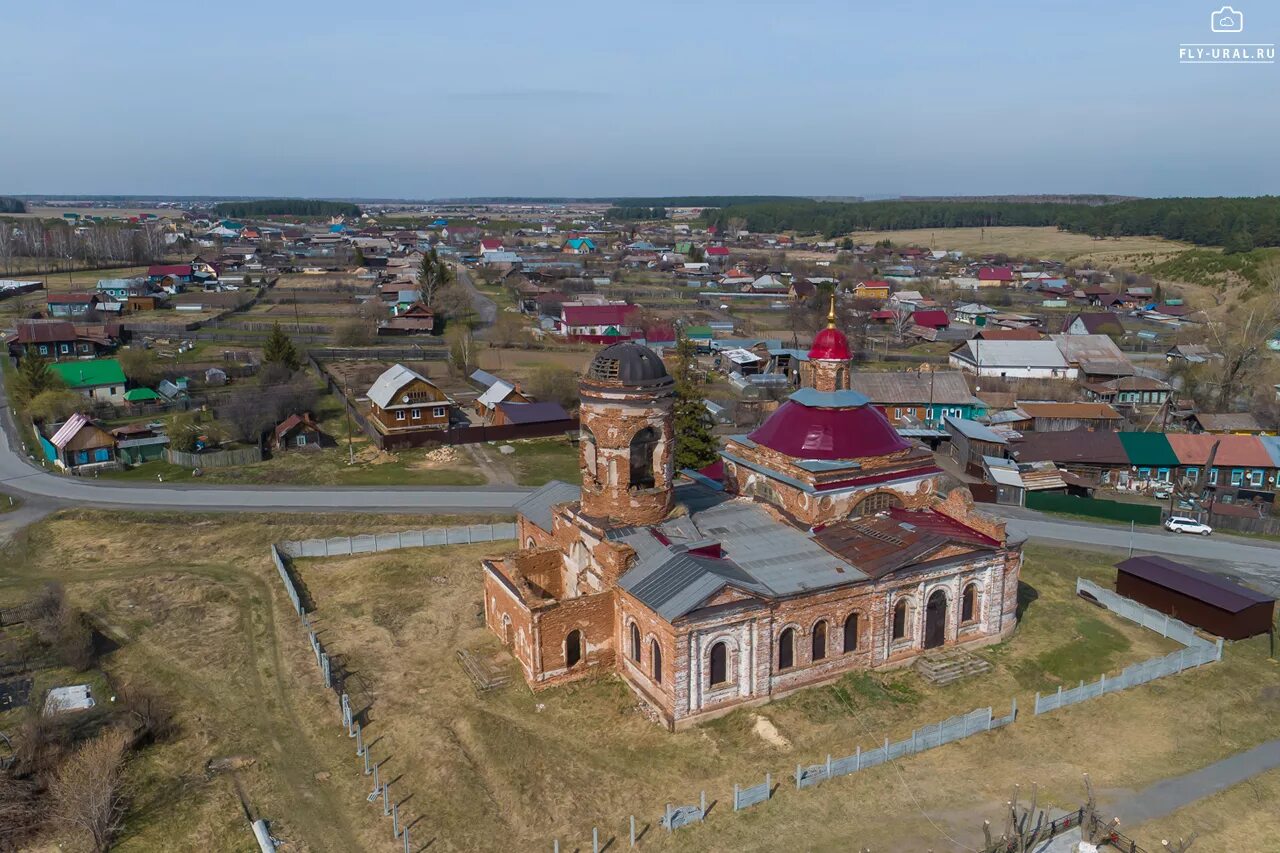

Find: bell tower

[578,343,676,525]
[801,294,853,392]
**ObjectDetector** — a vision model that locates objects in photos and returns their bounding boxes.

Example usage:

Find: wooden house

[367,364,453,434]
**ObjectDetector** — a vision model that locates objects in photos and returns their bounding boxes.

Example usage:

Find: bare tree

[1205,258,1280,409]
[49,727,130,852]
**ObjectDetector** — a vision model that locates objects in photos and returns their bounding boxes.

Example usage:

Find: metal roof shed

[1114,555,1275,640]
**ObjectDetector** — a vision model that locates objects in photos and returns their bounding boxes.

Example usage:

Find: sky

[1,0,1278,199]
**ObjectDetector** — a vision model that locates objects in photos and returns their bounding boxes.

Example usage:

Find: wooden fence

[166,445,263,468]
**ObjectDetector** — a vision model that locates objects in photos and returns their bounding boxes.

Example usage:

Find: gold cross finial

[827,292,837,328]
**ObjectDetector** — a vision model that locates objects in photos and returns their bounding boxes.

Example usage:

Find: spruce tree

[262,322,301,371]
[671,337,719,471]
[12,355,62,404]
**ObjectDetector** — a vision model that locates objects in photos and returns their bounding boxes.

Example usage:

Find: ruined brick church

[483,313,1022,730]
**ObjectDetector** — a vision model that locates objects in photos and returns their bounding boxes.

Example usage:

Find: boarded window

[629,426,658,489]
[892,600,908,640]
[812,620,827,661]
[565,629,582,668]
[962,584,977,623]
[651,639,662,684]
[709,641,728,686]
[842,612,859,652]
[629,622,641,662]
[778,627,795,670]
[852,492,903,517]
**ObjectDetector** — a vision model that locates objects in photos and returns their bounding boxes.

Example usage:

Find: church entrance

[924,590,948,649]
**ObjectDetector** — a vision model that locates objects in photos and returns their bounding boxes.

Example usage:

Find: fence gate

[661,792,706,831]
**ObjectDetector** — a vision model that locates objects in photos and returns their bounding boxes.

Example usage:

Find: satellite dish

[401,394,411,403]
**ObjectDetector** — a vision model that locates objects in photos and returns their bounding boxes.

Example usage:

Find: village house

[853,279,892,301]
[1082,375,1172,409]
[946,417,1010,474]
[977,266,1015,287]
[272,413,325,451]
[557,302,639,343]
[48,358,127,404]
[46,293,104,319]
[474,377,531,421]
[7,320,119,361]
[847,371,986,427]
[40,413,119,472]
[481,334,1022,730]
[1013,401,1125,432]
[491,400,573,428]
[1186,413,1269,435]
[366,364,453,434]
[562,237,598,254]
[1166,433,1279,492]
[378,302,435,336]
[948,339,1076,380]
[1049,334,1135,381]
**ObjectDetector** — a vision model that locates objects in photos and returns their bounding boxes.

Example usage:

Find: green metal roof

[123,387,161,402]
[1117,432,1179,467]
[685,325,713,338]
[49,358,126,389]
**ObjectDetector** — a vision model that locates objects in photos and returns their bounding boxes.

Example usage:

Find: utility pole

[345,381,355,464]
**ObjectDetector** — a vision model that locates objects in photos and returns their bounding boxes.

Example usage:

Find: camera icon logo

[1210,6,1244,32]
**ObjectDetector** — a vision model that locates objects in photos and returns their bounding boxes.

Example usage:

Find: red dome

[808,326,851,360]
[747,394,910,460]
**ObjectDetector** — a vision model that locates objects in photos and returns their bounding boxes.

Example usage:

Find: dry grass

[0,510,505,853]
[836,226,1189,265]
[291,541,1280,852]
[5,514,1277,853]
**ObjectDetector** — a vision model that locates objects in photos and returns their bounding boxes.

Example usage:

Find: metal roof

[847,371,975,406]
[477,379,516,409]
[368,364,438,409]
[945,416,1008,445]
[513,480,580,534]
[50,413,92,449]
[1116,432,1179,467]
[953,339,1068,369]
[1116,555,1274,612]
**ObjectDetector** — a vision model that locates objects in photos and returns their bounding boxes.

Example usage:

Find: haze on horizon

[2,0,1277,200]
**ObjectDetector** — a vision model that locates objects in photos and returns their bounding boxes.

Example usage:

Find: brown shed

[1114,556,1275,641]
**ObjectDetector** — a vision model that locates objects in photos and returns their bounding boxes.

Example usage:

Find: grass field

[5,515,1276,852]
[502,437,580,486]
[286,540,1280,852]
[834,226,1191,266]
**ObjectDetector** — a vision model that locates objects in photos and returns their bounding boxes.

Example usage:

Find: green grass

[501,438,580,486]
[1146,247,1280,290]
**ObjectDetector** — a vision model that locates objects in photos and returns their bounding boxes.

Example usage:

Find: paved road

[989,506,1280,597]
[0,388,533,514]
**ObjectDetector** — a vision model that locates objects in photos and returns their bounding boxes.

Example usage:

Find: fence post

[1034,691,1040,714]
[1162,614,1170,638]
[700,790,706,815]
[383,781,391,816]
[593,829,599,853]
[665,804,672,831]
[355,722,364,757]
[1100,673,1106,693]
[1010,696,1016,719]
[630,815,636,847]
[855,745,861,770]
[826,754,832,777]
[795,765,801,790]
[467,526,473,544]
[911,731,917,753]
[733,783,739,811]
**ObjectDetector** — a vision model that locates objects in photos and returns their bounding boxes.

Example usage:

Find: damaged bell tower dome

[578,342,677,525]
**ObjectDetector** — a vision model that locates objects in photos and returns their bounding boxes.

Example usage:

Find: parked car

[1153,486,1172,500]
[1164,516,1212,536]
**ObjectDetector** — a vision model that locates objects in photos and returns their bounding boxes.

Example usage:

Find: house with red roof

[557,302,639,342]
[8,319,120,361]
[853,280,892,301]
[479,238,505,255]
[977,266,1015,285]
[911,309,950,330]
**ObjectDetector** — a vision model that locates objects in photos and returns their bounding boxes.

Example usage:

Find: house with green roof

[1117,432,1179,483]
[123,387,161,404]
[49,358,128,404]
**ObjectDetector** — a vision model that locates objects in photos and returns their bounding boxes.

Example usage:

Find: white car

[1164,516,1212,536]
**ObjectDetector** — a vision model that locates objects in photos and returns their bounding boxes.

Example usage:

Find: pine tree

[12,355,63,404]
[262,322,301,371]
[671,337,719,470]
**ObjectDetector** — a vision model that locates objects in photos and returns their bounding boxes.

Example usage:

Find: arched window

[709,641,728,686]
[651,639,662,684]
[629,622,641,662]
[581,427,598,481]
[892,600,908,641]
[812,620,828,661]
[778,627,795,670]
[842,612,859,653]
[501,614,512,646]
[852,492,903,518]
[962,584,978,623]
[525,536,536,549]
[565,629,582,668]
[629,426,659,489]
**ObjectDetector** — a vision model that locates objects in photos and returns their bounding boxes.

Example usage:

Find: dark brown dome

[586,343,672,388]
